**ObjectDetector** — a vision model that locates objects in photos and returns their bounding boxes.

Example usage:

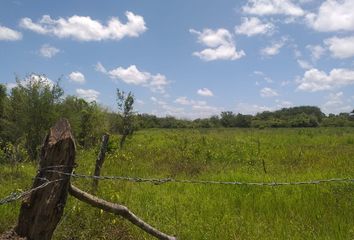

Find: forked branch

[69,184,176,240]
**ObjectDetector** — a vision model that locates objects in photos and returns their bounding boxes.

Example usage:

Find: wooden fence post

[92,134,109,191]
[14,119,76,240]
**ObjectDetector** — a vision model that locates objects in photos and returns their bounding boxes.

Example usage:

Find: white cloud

[243,0,305,16]
[151,96,223,119]
[306,44,326,61]
[297,59,313,69]
[190,28,245,61]
[322,92,352,114]
[149,74,169,93]
[235,100,293,115]
[175,97,190,105]
[69,71,85,84]
[235,102,272,115]
[174,96,206,106]
[261,41,284,56]
[260,87,278,97]
[151,97,185,116]
[324,36,354,59]
[253,71,274,84]
[25,74,54,87]
[39,44,59,58]
[76,88,100,102]
[297,68,354,92]
[9,75,55,90]
[102,64,169,93]
[306,0,354,32]
[95,62,107,73]
[192,104,220,114]
[0,25,22,40]
[197,88,213,97]
[172,97,221,118]
[19,11,147,41]
[235,17,274,36]
[109,65,150,85]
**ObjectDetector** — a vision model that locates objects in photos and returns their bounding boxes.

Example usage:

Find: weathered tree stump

[14,119,76,240]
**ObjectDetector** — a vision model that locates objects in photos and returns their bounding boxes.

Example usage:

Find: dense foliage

[0,74,353,162]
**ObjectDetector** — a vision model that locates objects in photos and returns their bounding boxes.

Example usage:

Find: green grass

[1,128,354,239]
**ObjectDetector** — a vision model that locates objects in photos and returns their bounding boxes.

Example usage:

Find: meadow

[1,127,354,239]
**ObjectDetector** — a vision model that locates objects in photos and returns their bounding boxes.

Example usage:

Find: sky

[1,0,354,119]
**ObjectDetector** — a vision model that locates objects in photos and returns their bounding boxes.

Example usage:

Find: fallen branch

[69,184,177,240]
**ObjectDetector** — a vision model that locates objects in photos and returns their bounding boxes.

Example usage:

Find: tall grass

[1,128,353,239]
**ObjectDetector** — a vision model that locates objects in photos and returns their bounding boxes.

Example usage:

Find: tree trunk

[14,119,76,240]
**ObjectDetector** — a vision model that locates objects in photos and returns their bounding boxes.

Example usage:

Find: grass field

[1,128,354,239]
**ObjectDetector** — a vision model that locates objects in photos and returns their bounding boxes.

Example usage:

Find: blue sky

[1,0,354,119]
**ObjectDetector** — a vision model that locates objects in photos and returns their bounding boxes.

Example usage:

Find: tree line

[0,74,353,162]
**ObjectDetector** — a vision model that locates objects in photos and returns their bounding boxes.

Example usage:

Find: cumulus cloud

[253,70,274,83]
[235,102,272,115]
[306,0,354,32]
[151,97,184,116]
[197,88,213,97]
[39,44,59,58]
[24,74,54,87]
[76,88,100,102]
[190,28,245,61]
[297,59,313,69]
[260,40,285,56]
[152,96,222,119]
[260,87,278,97]
[297,68,354,92]
[9,74,55,90]
[306,44,326,61]
[175,96,206,106]
[19,11,147,41]
[69,71,85,84]
[235,17,274,36]
[109,65,150,85]
[98,63,169,93]
[0,25,22,40]
[192,104,220,114]
[95,62,107,73]
[324,36,354,59]
[322,92,352,114]
[235,100,293,115]
[243,0,305,16]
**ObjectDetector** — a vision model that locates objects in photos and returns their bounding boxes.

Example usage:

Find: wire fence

[0,177,65,205]
[45,169,354,186]
[1,166,353,206]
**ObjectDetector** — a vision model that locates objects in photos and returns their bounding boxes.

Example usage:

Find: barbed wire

[0,178,65,205]
[1,167,353,206]
[44,169,354,186]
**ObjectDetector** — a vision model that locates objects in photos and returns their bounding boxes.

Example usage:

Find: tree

[116,89,135,148]
[220,111,236,127]
[7,74,63,160]
[0,84,7,138]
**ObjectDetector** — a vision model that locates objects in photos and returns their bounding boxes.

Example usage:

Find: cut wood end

[48,118,74,145]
